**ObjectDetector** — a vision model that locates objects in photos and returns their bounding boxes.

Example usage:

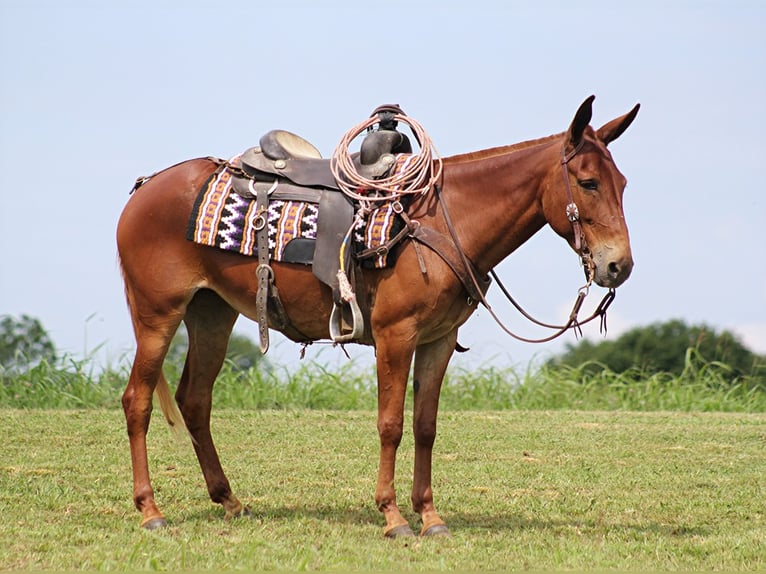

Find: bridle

[561,138,594,278]
[438,137,616,344]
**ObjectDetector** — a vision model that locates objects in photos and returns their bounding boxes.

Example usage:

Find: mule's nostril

[601,257,634,286]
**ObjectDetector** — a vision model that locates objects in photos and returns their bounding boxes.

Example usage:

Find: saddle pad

[186,163,403,268]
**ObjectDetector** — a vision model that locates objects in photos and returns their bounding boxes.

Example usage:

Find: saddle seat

[259,130,322,160]
[238,128,411,192]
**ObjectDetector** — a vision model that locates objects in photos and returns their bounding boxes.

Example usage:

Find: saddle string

[434,142,616,344]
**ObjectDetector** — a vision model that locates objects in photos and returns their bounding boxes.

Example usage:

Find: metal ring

[256,264,274,281]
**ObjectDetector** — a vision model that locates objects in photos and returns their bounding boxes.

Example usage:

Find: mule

[117,95,638,536]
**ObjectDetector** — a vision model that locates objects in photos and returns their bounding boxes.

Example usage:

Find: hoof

[225,505,253,521]
[422,523,452,538]
[384,524,416,539]
[141,517,168,531]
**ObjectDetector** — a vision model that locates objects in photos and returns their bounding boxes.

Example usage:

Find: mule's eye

[578,179,599,191]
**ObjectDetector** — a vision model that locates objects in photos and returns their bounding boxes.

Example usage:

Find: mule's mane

[444,132,564,164]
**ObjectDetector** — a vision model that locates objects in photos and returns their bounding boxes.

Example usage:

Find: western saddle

[230,105,413,350]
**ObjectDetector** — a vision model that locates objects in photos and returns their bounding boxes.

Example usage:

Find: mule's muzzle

[593,252,634,288]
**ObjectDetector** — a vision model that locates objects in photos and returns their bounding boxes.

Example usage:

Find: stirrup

[329,299,364,342]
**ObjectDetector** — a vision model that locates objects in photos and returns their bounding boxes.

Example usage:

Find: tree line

[549,318,765,383]
[0,314,264,374]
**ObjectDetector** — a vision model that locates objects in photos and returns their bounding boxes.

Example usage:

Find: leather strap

[131,156,226,193]
[353,199,491,303]
[255,181,272,353]
[354,206,413,263]
[409,225,490,303]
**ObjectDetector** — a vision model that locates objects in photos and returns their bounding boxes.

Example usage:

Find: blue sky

[1,0,764,372]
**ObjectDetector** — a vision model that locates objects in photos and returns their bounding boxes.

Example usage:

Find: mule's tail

[155,372,187,434]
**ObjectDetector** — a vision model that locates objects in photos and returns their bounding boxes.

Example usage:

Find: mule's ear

[597,103,640,146]
[567,95,595,149]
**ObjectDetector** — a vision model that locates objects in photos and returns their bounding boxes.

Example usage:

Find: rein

[436,140,616,344]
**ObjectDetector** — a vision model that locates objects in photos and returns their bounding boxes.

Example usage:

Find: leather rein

[437,139,617,344]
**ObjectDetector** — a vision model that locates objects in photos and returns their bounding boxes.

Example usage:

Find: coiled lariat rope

[331,112,443,311]
[330,114,443,205]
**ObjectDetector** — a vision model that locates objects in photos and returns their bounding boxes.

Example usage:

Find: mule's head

[542,95,639,288]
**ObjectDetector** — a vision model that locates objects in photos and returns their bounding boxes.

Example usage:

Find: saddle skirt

[186,158,408,269]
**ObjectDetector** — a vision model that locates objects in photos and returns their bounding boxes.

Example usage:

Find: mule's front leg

[374,334,416,538]
[411,333,457,537]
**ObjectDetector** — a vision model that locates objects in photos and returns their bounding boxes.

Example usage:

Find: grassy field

[1,408,764,570]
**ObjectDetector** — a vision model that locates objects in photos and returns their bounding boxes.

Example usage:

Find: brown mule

[117,96,638,536]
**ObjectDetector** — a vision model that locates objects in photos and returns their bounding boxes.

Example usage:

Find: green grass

[2,353,764,568]
[1,409,764,570]
[2,353,765,412]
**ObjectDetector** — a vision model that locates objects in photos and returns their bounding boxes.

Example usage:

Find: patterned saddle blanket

[186,159,406,268]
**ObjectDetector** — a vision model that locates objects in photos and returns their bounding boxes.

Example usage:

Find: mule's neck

[436,136,563,273]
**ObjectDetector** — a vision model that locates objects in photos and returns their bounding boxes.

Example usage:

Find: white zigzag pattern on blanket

[218,191,248,250]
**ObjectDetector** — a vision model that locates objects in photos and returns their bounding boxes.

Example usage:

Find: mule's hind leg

[411,332,457,537]
[122,308,183,529]
[174,289,248,520]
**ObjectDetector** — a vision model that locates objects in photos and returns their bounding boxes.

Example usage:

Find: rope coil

[330,113,443,204]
